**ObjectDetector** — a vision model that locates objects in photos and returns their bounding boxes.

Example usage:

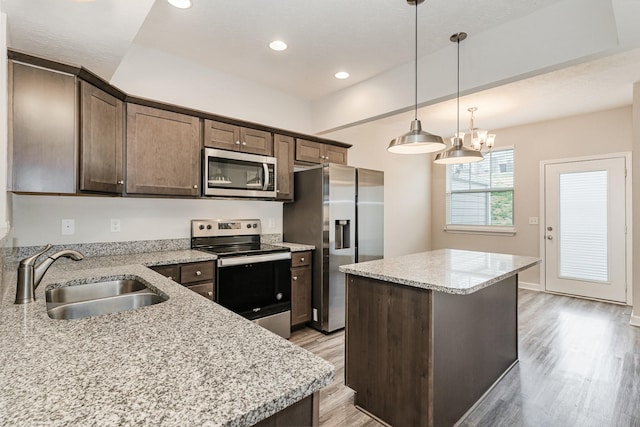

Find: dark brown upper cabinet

[204,119,273,156]
[126,104,201,197]
[295,139,348,165]
[274,134,294,201]
[9,61,77,193]
[80,81,124,194]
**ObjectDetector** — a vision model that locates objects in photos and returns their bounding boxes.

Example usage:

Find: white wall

[323,116,433,258]
[431,106,633,286]
[110,44,314,134]
[632,82,640,325]
[11,195,283,247]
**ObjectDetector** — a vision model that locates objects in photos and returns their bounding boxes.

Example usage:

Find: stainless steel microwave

[203,148,277,198]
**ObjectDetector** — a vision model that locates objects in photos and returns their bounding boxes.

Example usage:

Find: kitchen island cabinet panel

[80,81,124,194]
[126,104,201,196]
[346,275,433,426]
[341,249,539,427]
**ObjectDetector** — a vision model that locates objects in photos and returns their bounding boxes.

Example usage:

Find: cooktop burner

[191,219,289,257]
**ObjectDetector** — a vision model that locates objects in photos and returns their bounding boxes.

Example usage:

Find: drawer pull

[300,257,305,262]
[195,270,202,276]
[293,276,298,281]
[207,291,213,297]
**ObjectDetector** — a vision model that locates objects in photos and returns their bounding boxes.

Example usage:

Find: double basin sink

[46,278,167,320]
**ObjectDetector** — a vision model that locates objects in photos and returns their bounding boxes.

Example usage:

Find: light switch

[529,217,539,225]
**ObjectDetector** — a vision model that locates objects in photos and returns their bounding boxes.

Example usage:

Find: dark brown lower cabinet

[254,393,319,427]
[150,261,214,300]
[291,251,312,327]
[345,274,518,427]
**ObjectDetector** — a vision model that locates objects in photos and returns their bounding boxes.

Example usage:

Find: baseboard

[630,311,640,328]
[518,281,542,292]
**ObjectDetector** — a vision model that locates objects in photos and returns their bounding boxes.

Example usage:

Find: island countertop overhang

[339,248,541,295]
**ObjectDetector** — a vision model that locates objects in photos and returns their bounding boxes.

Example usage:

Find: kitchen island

[339,249,540,427]
[0,249,334,426]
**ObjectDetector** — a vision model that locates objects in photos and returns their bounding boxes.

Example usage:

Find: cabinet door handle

[193,184,198,189]
[276,190,280,193]
[195,270,202,276]
[235,140,241,145]
[207,291,213,297]
[168,276,173,281]
[293,276,298,281]
[242,141,247,146]
[117,180,124,185]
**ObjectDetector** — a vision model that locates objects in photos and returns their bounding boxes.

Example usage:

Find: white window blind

[559,170,608,282]
[446,149,514,227]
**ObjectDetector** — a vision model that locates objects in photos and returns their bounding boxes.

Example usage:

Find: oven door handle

[262,163,270,191]
[217,251,291,267]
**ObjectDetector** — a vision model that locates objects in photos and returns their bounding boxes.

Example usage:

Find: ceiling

[3,0,640,135]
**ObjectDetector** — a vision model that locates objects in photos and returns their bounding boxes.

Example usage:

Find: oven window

[217,259,291,318]
[207,157,274,191]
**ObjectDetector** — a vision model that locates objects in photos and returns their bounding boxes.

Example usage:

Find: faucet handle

[19,244,53,267]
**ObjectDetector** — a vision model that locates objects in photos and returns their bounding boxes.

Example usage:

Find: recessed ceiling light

[168,0,192,9]
[334,71,350,80]
[269,40,288,52]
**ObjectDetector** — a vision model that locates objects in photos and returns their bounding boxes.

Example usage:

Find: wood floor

[290,290,640,427]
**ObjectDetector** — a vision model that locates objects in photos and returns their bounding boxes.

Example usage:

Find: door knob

[547,226,553,231]
[546,235,553,240]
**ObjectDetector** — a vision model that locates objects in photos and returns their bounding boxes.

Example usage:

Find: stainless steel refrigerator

[283,164,384,333]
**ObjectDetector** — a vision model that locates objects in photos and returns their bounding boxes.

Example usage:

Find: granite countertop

[0,250,334,426]
[339,248,541,295]
[273,242,315,252]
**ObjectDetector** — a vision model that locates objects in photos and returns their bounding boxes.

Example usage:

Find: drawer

[151,265,180,282]
[181,261,214,284]
[185,282,214,301]
[291,251,311,267]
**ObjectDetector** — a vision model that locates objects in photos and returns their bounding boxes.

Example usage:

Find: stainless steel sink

[46,278,168,320]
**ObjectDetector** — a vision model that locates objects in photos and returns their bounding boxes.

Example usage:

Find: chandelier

[467,107,496,152]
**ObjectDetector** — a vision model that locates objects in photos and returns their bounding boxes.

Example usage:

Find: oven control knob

[246,224,251,228]
[276,292,283,301]
[206,225,212,230]
[199,225,205,230]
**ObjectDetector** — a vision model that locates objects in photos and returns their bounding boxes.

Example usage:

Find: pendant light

[433,32,483,165]
[387,0,445,154]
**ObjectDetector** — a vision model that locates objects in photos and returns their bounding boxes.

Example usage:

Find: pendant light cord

[456,34,460,140]
[414,0,418,121]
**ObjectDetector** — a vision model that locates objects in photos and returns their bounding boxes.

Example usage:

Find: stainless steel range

[191,219,291,338]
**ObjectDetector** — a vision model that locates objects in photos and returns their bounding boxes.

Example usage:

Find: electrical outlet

[529,217,539,225]
[61,219,75,235]
[268,218,276,230]
[110,218,121,233]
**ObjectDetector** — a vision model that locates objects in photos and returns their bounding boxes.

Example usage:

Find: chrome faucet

[15,244,85,304]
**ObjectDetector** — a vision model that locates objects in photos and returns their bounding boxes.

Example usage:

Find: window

[446,148,514,232]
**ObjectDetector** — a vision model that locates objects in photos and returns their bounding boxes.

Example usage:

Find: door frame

[539,152,633,305]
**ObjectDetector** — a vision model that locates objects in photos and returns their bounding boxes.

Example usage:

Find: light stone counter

[273,242,315,252]
[339,248,541,295]
[0,250,334,426]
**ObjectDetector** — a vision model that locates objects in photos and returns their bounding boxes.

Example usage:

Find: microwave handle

[262,163,270,191]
